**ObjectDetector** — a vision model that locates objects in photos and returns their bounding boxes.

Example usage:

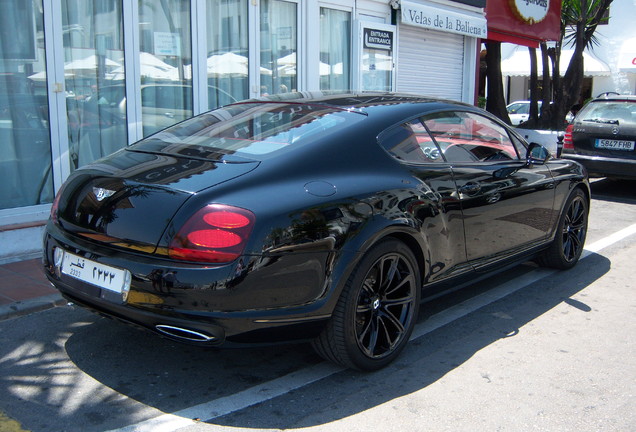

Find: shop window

[0,0,54,210]
[206,0,248,109]
[320,8,351,91]
[422,111,520,163]
[260,0,297,95]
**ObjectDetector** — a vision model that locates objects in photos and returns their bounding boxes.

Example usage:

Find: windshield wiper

[582,118,619,125]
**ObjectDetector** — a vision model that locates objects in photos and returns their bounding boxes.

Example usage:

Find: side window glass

[423,111,520,162]
[379,119,443,164]
[510,133,527,157]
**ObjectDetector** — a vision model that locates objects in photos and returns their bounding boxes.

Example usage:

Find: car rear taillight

[563,124,574,150]
[168,204,255,263]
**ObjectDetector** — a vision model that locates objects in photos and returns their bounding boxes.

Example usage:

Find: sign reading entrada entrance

[400,0,487,38]
[363,28,394,51]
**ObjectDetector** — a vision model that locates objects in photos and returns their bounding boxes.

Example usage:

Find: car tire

[312,239,421,371]
[537,188,588,270]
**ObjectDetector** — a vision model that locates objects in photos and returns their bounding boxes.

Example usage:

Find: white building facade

[0,0,486,263]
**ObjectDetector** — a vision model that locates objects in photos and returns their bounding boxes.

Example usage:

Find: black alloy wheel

[561,193,587,262]
[538,188,588,269]
[312,239,420,371]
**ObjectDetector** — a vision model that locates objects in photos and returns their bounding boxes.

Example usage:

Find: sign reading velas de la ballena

[400,1,487,38]
[509,0,550,24]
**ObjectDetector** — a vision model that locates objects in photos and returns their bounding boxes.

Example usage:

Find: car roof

[235,91,481,123]
[590,94,636,102]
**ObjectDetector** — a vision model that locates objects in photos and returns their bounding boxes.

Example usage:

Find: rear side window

[577,101,636,126]
[422,111,520,162]
[132,102,365,159]
[379,119,443,164]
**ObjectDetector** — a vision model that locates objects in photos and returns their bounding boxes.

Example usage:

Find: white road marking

[581,223,636,256]
[108,223,636,432]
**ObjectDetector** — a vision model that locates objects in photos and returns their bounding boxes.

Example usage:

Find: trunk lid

[57,147,259,252]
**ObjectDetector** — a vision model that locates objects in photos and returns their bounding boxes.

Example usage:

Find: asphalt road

[1,178,635,432]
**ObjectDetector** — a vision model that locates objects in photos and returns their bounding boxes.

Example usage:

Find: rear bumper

[561,153,636,179]
[43,225,334,346]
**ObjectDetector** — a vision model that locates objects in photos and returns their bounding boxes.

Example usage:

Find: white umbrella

[501,46,610,77]
[64,54,120,73]
[108,52,179,81]
[277,61,331,76]
[28,71,74,82]
[274,53,330,76]
[276,52,296,66]
[207,52,248,76]
[207,52,272,76]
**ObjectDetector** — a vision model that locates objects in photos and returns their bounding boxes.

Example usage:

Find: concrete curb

[0,293,67,322]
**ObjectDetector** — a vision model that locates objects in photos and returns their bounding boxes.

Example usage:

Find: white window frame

[308,1,354,91]
[123,0,142,143]
[191,0,207,115]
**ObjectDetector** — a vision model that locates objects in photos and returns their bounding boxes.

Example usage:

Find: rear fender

[319,219,429,314]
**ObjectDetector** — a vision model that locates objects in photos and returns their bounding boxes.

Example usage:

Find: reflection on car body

[44,92,589,371]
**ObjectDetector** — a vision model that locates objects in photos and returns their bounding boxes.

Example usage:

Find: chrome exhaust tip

[155,324,216,343]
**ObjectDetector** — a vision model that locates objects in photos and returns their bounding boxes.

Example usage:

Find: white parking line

[581,223,636,256]
[108,223,636,432]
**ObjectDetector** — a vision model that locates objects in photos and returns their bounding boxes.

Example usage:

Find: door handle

[459,182,481,195]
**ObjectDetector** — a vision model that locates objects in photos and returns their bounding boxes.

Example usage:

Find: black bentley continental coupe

[43,93,589,371]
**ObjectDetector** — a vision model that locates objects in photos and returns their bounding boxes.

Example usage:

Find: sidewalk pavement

[0,258,65,321]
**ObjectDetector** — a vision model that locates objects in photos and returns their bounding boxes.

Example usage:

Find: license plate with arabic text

[60,251,130,294]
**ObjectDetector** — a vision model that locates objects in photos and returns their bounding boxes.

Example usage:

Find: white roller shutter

[397,25,465,101]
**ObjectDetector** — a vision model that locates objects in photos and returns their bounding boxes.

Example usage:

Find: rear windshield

[578,100,636,126]
[130,102,365,160]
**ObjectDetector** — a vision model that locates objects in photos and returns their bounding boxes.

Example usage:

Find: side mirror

[526,142,550,167]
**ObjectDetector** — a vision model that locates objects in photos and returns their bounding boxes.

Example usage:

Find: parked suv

[562,95,636,179]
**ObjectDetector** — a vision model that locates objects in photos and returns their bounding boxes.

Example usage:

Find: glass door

[355,21,396,92]
[260,0,297,95]
[138,0,192,137]
[61,0,128,170]
[0,0,54,210]
[206,0,249,109]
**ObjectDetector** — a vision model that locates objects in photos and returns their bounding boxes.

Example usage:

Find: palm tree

[485,0,612,130]
[549,0,613,130]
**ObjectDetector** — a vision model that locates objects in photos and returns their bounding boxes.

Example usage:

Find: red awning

[486,0,561,47]
[487,31,540,48]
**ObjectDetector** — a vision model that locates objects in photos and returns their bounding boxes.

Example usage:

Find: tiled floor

[0,258,57,305]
